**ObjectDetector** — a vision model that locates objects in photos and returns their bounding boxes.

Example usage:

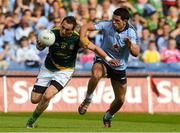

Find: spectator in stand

[0,41,16,70]
[157,23,171,52]
[162,0,177,16]
[49,0,64,19]
[111,0,119,9]
[101,0,115,19]
[149,0,164,18]
[0,0,10,14]
[155,18,167,42]
[166,6,179,30]
[79,49,95,69]
[13,0,30,15]
[28,31,37,47]
[161,38,180,63]
[131,12,146,38]
[21,9,35,29]
[58,7,67,20]
[68,0,79,17]
[16,36,40,66]
[77,3,89,20]
[28,31,48,63]
[35,0,50,17]
[89,8,98,22]
[3,15,16,46]
[146,11,159,32]
[15,19,33,41]
[88,0,102,19]
[32,3,49,31]
[142,40,160,63]
[134,0,156,18]
[28,31,39,53]
[139,28,153,54]
[170,20,180,50]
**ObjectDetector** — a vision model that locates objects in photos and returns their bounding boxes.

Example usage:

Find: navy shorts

[94,58,127,85]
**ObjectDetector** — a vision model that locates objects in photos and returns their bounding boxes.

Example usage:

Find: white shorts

[35,64,74,88]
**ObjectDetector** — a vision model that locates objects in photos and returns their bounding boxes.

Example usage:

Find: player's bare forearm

[129,43,140,57]
[124,37,140,57]
[80,37,106,58]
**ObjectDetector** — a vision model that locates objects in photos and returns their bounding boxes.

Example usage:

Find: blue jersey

[94,20,138,70]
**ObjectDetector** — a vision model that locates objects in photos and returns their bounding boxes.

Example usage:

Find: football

[38,29,55,46]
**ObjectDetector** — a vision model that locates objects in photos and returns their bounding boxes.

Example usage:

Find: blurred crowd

[0,0,179,72]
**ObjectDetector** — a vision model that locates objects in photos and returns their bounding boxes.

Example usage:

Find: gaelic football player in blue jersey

[78,8,140,128]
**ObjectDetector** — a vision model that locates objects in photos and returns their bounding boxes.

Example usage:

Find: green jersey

[44,27,80,72]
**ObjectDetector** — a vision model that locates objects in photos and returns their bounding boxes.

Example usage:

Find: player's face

[60,21,74,37]
[112,15,126,32]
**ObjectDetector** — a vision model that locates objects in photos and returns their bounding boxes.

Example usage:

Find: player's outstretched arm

[80,22,120,66]
[80,37,120,66]
[80,22,96,38]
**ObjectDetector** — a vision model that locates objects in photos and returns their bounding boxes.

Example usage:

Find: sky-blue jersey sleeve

[94,21,111,30]
[127,28,138,45]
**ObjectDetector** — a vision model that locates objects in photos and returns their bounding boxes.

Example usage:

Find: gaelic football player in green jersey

[26,16,119,128]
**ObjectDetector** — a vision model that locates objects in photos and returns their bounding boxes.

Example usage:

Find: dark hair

[149,40,156,44]
[22,9,31,16]
[20,36,28,42]
[61,16,77,30]
[113,8,130,20]
[2,41,9,49]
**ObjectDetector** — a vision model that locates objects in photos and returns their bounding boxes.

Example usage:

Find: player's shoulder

[127,23,136,32]
[72,31,79,36]
[51,26,60,31]
[72,31,80,39]
[95,20,111,24]
[51,26,60,35]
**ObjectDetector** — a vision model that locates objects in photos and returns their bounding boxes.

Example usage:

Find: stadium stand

[0,0,179,73]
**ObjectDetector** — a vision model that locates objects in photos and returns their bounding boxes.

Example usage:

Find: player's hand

[36,40,43,47]
[124,37,132,48]
[108,59,120,67]
[36,40,46,50]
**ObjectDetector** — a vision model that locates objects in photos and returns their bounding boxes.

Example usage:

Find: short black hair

[61,16,77,30]
[113,8,130,20]
[2,41,9,49]
[20,36,28,42]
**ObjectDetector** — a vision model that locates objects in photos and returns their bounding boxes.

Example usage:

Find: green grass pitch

[0,112,180,132]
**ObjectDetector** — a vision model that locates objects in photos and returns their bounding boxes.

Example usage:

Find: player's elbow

[81,44,88,49]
